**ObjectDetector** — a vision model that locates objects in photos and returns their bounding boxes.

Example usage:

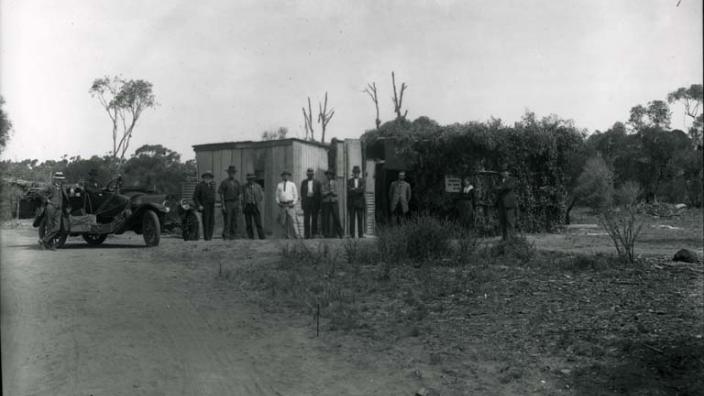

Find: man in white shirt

[276,170,300,238]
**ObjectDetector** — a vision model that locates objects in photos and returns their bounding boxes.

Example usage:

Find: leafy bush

[575,155,614,211]
[599,207,644,264]
[362,113,585,233]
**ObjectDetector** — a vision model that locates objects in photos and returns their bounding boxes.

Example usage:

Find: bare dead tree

[391,71,408,120]
[364,82,381,129]
[317,92,335,143]
[302,97,315,141]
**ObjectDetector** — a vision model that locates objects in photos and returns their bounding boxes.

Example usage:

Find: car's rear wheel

[182,210,201,241]
[38,216,68,248]
[82,233,108,246]
[142,210,161,247]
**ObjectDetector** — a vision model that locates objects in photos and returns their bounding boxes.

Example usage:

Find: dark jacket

[218,178,241,202]
[347,177,366,209]
[300,179,322,209]
[193,181,216,207]
[495,177,517,209]
[241,182,264,212]
[42,183,68,207]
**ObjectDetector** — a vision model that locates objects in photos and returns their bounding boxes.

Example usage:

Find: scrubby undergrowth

[231,218,703,394]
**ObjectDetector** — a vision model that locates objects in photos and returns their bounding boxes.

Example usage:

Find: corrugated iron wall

[194,139,342,238]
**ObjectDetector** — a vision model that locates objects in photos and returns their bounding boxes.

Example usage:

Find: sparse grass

[229,212,703,395]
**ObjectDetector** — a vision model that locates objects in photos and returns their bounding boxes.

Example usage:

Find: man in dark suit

[193,171,216,240]
[242,173,265,239]
[321,169,343,238]
[300,168,322,239]
[495,167,517,241]
[347,165,365,238]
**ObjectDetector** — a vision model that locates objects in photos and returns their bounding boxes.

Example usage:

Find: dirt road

[1,227,413,396]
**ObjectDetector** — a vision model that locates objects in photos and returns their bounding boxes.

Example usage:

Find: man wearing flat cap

[218,165,241,240]
[193,171,216,240]
[39,171,69,250]
[275,170,300,238]
[321,169,343,238]
[242,173,265,239]
[300,168,322,239]
[347,165,366,238]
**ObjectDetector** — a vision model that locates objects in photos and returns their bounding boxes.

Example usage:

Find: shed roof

[193,138,330,152]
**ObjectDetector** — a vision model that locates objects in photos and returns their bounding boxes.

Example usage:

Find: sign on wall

[444,175,461,193]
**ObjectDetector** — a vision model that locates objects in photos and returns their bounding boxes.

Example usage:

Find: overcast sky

[1,0,702,161]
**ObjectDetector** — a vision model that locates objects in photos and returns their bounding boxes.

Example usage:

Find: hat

[324,169,335,175]
[306,168,314,174]
[352,165,361,174]
[226,165,237,173]
[281,170,291,176]
[246,173,256,180]
[88,168,99,176]
[201,170,214,178]
[53,171,66,180]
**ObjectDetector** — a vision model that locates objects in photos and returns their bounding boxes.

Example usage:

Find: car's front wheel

[182,210,202,241]
[142,210,161,247]
[82,233,108,246]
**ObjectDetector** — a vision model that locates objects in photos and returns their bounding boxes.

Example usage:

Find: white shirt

[307,180,314,197]
[276,180,298,204]
[353,178,359,188]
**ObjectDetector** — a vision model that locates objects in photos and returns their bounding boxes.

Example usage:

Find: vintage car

[33,176,170,248]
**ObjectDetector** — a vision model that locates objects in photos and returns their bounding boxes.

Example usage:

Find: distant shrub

[615,181,642,207]
[377,215,459,264]
[575,155,614,211]
[599,207,644,264]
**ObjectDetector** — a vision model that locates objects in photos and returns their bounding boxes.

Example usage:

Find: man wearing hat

[389,170,412,225]
[300,168,322,239]
[218,165,242,240]
[40,171,69,250]
[84,168,103,194]
[347,165,366,238]
[321,169,343,238]
[495,166,517,241]
[275,170,300,238]
[242,173,265,239]
[193,171,216,240]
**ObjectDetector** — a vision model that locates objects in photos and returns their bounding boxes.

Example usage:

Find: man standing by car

[347,165,365,238]
[218,165,241,240]
[389,171,411,225]
[193,171,216,241]
[84,168,103,194]
[321,169,343,238]
[276,170,300,239]
[242,173,265,240]
[300,168,321,239]
[39,171,69,250]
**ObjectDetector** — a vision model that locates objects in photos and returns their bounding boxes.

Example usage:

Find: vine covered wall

[362,114,586,233]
